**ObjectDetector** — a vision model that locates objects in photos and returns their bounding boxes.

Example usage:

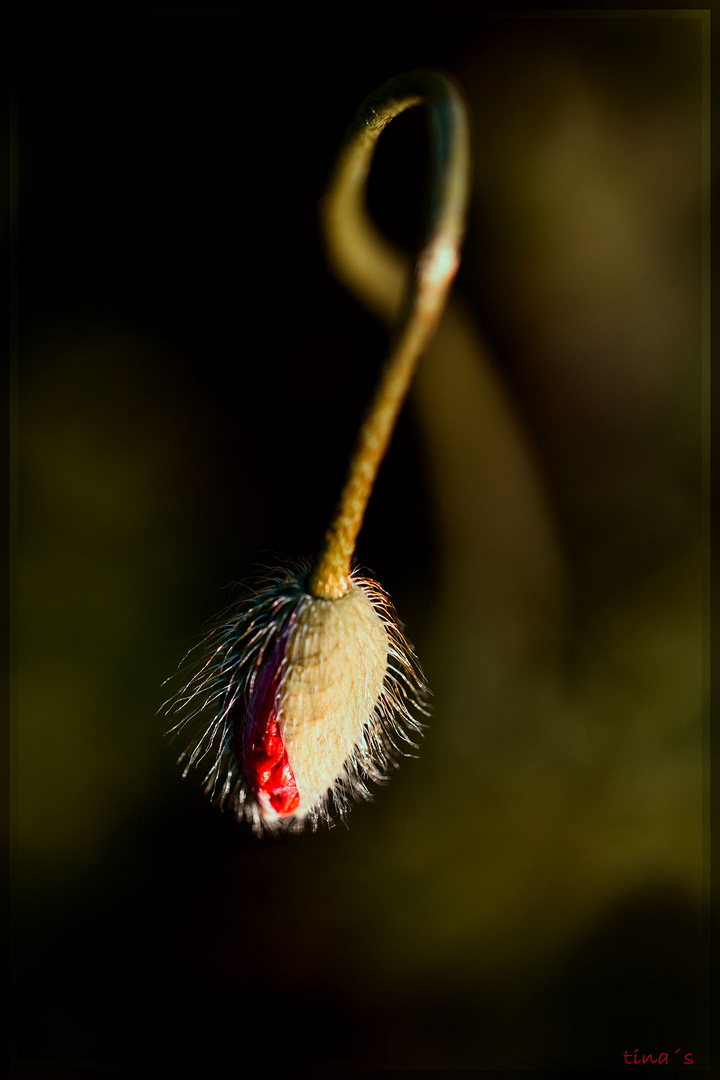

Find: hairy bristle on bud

[163,562,429,834]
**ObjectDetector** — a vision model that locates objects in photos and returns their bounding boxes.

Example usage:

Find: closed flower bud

[165,563,428,832]
[165,70,468,835]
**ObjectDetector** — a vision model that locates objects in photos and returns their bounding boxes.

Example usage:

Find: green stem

[309,70,472,600]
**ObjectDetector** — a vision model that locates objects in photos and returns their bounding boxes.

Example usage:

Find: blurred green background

[11,9,707,1074]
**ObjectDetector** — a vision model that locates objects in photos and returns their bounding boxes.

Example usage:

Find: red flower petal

[244,650,300,816]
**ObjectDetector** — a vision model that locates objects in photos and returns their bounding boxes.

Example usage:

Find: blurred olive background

[12,9,707,1074]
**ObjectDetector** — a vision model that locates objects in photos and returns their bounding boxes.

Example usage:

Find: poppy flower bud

[165,70,469,834]
[166,563,427,832]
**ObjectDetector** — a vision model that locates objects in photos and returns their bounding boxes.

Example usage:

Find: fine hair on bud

[163,561,429,834]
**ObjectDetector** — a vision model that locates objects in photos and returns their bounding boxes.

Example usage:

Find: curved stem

[309,70,472,600]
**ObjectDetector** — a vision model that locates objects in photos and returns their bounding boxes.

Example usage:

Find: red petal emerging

[244,653,300,816]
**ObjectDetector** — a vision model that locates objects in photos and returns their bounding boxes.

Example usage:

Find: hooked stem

[308,70,472,600]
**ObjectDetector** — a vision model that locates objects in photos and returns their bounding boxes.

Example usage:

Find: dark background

[11,7,708,1074]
